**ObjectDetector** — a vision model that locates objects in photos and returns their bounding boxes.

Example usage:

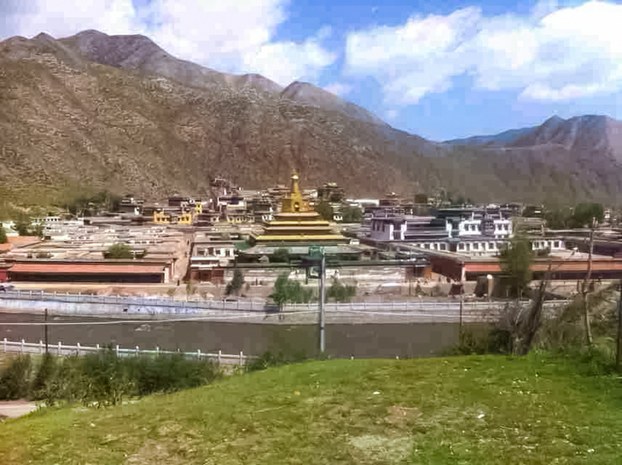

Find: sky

[1,0,622,140]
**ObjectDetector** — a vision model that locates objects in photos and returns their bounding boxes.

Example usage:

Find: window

[473,243,479,250]
[554,241,560,248]
[489,242,495,249]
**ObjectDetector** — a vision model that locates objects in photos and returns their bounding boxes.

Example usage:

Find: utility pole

[616,280,622,370]
[44,308,49,355]
[319,249,326,354]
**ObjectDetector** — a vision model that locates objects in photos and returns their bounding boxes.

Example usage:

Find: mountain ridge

[1,30,622,205]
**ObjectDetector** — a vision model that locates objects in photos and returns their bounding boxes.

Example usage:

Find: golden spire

[282,170,308,213]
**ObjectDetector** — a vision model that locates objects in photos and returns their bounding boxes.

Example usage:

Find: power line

[0,310,320,326]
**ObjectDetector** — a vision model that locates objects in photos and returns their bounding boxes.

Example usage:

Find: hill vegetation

[1,354,621,464]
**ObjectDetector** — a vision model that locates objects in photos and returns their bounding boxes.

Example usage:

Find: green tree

[103,243,134,259]
[0,226,7,244]
[270,273,313,308]
[225,269,245,296]
[544,208,571,229]
[569,203,604,229]
[341,206,363,223]
[271,248,290,263]
[14,218,38,237]
[327,279,356,303]
[499,236,533,297]
[315,201,334,221]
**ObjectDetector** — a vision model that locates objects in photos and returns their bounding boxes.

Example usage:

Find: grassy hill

[1,355,622,464]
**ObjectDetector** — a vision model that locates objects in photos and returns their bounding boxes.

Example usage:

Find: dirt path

[0,400,37,419]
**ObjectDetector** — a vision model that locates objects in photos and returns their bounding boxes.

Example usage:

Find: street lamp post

[319,250,326,354]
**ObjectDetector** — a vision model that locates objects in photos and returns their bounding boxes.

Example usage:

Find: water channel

[0,312,469,358]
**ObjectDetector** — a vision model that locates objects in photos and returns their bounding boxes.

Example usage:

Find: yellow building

[153,210,171,224]
[178,210,194,225]
[251,172,347,244]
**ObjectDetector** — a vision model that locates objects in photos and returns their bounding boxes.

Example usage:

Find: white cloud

[323,82,352,97]
[0,0,336,86]
[385,109,399,120]
[0,0,140,37]
[345,1,622,104]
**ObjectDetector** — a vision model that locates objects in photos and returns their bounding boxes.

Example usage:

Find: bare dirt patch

[348,434,412,463]
[385,405,421,427]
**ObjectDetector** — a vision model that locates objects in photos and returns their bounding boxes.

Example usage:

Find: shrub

[327,279,356,302]
[270,248,290,263]
[0,350,222,406]
[447,328,512,356]
[246,350,308,372]
[30,353,58,400]
[80,350,133,407]
[0,356,32,400]
[127,355,220,395]
[103,243,134,259]
[270,273,313,308]
[225,269,244,296]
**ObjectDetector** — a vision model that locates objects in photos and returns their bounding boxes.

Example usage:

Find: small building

[196,211,221,226]
[153,209,171,224]
[168,195,190,208]
[118,196,144,215]
[188,240,236,283]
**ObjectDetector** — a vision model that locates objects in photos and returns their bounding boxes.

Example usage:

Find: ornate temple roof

[251,171,347,245]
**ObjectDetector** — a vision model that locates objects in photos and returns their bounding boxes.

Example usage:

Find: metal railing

[1,337,252,365]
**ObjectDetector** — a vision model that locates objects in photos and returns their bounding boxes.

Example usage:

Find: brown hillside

[1,31,622,205]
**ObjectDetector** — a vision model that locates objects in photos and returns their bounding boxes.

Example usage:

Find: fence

[0,290,570,315]
[1,337,252,366]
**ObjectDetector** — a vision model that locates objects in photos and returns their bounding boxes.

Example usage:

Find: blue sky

[2,0,622,140]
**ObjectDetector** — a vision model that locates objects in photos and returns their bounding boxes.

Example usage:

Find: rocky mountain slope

[1,30,622,205]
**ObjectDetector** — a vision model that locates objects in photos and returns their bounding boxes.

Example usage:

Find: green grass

[1,354,622,464]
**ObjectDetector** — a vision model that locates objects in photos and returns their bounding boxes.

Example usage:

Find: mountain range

[1,29,622,206]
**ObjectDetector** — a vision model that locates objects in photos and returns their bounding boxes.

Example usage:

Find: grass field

[1,353,621,464]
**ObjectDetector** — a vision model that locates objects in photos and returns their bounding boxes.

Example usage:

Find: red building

[427,251,622,281]
[4,260,171,283]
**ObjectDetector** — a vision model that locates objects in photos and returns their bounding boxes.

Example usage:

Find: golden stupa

[252,172,347,244]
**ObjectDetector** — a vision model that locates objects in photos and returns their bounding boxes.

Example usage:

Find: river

[0,312,471,358]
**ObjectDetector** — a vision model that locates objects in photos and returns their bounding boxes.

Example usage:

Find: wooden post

[44,308,49,355]
[459,292,464,344]
[616,279,622,370]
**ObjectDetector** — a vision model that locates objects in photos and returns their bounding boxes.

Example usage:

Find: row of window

[458,242,502,251]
